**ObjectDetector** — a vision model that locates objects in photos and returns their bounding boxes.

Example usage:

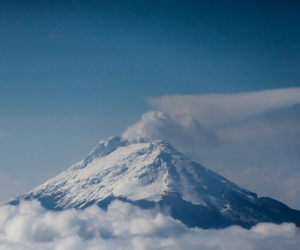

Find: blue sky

[1,1,300,207]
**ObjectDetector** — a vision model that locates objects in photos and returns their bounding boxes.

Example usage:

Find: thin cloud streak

[149,88,300,125]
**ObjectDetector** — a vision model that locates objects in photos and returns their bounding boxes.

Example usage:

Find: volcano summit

[10,136,300,229]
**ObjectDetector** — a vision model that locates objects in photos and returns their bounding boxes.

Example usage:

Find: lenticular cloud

[0,200,299,250]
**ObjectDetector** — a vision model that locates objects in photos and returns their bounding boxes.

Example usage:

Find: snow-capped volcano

[11,136,300,229]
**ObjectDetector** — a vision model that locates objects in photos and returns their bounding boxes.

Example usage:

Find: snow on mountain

[23,137,251,208]
[11,136,300,229]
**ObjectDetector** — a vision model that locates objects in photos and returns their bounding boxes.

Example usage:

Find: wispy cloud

[0,200,299,250]
[0,131,6,137]
[149,88,300,125]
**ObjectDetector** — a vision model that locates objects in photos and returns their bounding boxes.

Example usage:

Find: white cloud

[149,88,300,125]
[122,111,217,150]
[0,200,299,250]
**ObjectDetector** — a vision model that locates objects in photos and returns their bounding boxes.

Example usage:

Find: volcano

[10,136,300,229]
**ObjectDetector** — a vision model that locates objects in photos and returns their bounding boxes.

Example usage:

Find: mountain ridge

[9,136,300,229]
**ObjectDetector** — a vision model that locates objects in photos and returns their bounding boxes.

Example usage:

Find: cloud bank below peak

[0,200,299,250]
[148,88,300,125]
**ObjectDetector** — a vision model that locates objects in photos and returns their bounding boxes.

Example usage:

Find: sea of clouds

[0,200,299,250]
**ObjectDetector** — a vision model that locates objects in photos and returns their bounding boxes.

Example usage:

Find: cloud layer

[149,88,300,125]
[0,200,299,250]
[123,88,300,209]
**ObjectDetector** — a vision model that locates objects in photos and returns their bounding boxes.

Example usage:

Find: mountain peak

[70,136,128,170]
[70,136,176,171]
[11,136,300,229]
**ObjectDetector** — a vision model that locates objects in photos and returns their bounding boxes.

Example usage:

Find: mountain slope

[11,136,300,229]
